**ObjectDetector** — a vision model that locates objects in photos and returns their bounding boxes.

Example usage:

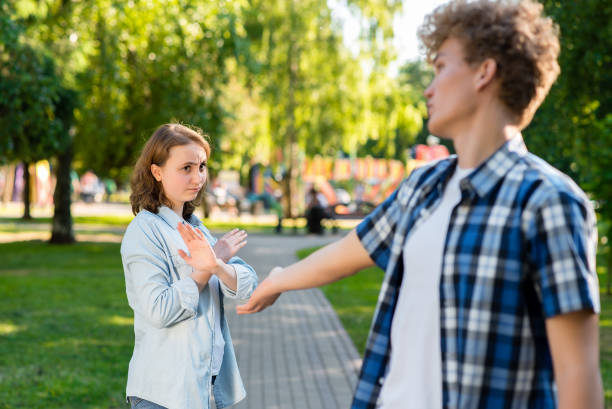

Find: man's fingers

[236,303,259,315]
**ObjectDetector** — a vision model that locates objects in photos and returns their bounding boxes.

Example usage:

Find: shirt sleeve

[220,257,258,301]
[356,183,404,272]
[121,219,200,329]
[526,188,600,318]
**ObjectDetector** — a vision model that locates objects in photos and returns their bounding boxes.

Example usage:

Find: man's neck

[451,105,520,169]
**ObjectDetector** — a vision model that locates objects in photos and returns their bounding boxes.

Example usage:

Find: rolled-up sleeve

[220,257,258,301]
[121,219,199,328]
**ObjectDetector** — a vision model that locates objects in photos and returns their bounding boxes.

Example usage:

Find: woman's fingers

[177,223,190,242]
[177,249,191,263]
[193,227,205,240]
[230,230,247,244]
[235,240,247,251]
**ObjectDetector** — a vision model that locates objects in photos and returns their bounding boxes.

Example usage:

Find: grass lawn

[297,246,612,407]
[0,240,131,409]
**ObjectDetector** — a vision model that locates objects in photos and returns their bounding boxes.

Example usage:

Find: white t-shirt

[378,166,472,409]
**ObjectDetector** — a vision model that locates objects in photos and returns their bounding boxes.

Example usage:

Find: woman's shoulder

[126,209,158,230]
[122,210,166,246]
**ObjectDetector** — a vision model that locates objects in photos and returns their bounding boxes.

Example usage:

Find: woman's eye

[184,166,191,172]
[200,164,207,171]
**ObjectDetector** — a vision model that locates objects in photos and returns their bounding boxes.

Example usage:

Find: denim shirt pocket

[170,253,194,280]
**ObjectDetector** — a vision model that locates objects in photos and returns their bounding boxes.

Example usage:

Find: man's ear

[151,164,162,182]
[475,58,497,91]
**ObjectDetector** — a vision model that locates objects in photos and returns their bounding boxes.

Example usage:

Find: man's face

[424,37,481,139]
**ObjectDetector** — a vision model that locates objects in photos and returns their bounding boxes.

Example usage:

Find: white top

[378,166,472,409]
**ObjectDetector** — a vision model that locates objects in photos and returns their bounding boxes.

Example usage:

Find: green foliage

[17,0,256,181]
[527,0,612,292]
[9,0,428,185]
[0,2,65,164]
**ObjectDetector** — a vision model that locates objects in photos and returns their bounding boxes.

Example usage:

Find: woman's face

[151,142,207,212]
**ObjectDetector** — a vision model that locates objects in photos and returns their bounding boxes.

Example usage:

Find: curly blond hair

[130,123,211,220]
[418,0,560,127]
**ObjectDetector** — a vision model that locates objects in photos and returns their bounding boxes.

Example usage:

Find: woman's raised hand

[177,222,219,273]
[213,228,248,263]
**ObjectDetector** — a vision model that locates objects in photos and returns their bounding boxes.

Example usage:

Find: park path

[224,233,362,409]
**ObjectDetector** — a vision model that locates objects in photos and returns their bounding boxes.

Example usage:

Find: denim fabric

[121,206,258,409]
[129,396,167,409]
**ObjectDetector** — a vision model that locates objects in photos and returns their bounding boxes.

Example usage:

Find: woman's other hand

[213,229,248,263]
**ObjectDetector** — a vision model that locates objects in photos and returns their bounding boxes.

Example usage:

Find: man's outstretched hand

[236,267,283,314]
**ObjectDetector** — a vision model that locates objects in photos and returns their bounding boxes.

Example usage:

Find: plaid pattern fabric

[352,135,600,409]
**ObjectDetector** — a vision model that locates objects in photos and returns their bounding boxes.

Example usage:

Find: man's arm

[236,229,374,314]
[546,310,603,409]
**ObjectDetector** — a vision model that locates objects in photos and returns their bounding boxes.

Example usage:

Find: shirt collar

[462,133,528,198]
[156,205,200,229]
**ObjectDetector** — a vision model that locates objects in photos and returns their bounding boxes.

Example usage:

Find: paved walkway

[225,233,362,409]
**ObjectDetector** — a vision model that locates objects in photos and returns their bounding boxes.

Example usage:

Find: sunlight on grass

[104,315,133,326]
[0,322,21,335]
[601,319,612,328]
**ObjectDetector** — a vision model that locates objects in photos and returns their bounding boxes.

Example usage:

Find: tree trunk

[285,0,299,219]
[607,224,611,296]
[22,162,32,220]
[50,144,75,244]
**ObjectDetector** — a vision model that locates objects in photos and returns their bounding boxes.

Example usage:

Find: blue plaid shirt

[353,135,600,409]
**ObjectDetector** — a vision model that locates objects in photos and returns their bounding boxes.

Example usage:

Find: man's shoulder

[404,156,455,190]
[514,153,591,209]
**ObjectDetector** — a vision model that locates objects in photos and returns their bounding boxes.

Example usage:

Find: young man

[237,1,603,408]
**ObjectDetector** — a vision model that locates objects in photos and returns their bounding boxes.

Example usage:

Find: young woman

[121,123,257,409]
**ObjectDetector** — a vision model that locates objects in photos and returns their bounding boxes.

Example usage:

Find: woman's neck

[170,202,184,218]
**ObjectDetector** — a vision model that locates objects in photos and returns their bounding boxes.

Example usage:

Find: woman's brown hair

[130,123,211,220]
[418,0,560,128]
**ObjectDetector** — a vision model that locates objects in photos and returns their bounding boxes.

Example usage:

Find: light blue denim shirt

[120,206,258,409]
